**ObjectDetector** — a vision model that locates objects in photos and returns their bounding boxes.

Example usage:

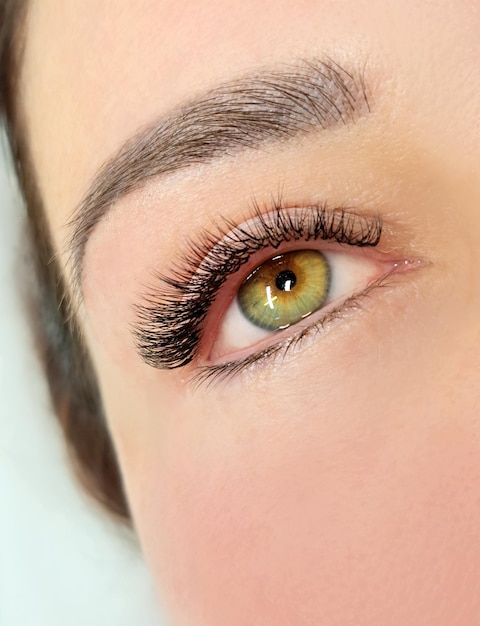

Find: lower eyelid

[190,255,428,389]
[202,248,398,365]
[191,276,395,388]
[207,285,372,365]
[134,205,386,371]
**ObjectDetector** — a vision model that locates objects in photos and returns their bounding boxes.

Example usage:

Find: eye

[133,204,405,380]
[238,250,330,331]
[210,244,386,360]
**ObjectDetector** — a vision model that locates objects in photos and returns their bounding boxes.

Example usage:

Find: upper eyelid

[132,203,382,371]
[66,56,373,299]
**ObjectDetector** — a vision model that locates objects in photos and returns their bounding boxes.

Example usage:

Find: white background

[0,137,166,625]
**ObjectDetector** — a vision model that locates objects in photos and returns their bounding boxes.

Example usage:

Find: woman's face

[21,2,480,624]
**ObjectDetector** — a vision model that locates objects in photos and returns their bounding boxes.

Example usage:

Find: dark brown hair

[0,0,130,520]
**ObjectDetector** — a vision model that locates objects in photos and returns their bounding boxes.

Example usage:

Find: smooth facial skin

[21,1,480,624]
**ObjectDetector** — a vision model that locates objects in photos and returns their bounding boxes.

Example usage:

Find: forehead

[20,0,480,249]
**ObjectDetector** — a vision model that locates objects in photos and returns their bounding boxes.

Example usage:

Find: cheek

[92,268,480,626]
[126,374,480,626]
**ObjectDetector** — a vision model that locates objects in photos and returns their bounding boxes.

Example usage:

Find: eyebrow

[67,57,371,292]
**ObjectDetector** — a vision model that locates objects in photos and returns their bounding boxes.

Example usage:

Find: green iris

[237,249,331,331]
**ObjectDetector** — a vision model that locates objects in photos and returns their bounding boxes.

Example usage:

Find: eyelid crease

[132,200,382,371]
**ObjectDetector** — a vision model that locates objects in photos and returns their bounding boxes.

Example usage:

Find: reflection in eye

[238,250,330,331]
[214,246,382,357]
[134,203,389,384]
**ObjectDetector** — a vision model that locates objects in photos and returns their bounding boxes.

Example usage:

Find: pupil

[275,269,297,292]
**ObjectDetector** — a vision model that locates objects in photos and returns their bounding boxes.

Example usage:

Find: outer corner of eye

[206,247,395,364]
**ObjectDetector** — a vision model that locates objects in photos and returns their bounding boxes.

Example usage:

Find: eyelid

[199,243,399,365]
[191,287,374,388]
[190,260,420,389]
[133,202,383,371]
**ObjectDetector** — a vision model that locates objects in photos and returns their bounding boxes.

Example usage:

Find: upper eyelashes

[132,201,382,371]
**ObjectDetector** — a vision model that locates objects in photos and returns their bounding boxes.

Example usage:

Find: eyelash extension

[133,200,382,371]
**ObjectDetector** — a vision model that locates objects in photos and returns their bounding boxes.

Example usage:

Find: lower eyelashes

[210,246,391,360]
[133,200,419,386]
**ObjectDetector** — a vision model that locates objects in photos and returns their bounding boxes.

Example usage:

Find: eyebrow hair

[67,57,371,293]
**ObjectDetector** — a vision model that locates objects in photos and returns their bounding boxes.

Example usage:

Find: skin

[20,1,480,624]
